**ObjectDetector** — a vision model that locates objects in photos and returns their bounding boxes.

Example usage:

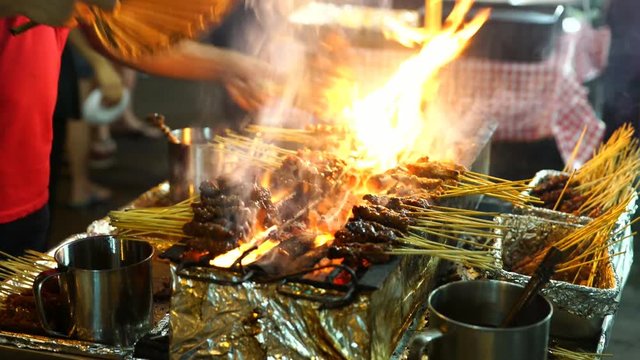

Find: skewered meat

[406,161,464,181]
[333,219,401,244]
[351,204,413,232]
[0,290,68,336]
[328,243,391,264]
[530,175,588,215]
[183,179,278,255]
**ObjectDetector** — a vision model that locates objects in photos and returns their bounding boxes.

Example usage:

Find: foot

[68,183,112,209]
[89,138,117,170]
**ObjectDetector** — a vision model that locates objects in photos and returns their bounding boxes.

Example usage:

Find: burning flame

[208,1,490,269]
[210,226,277,268]
[313,233,334,247]
[328,0,490,173]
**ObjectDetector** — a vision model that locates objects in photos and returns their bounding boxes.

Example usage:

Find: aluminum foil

[0,231,172,359]
[170,255,439,360]
[493,214,622,319]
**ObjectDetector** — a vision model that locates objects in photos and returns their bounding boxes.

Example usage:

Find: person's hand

[221,52,278,112]
[93,59,124,106]
[16,0,117,27]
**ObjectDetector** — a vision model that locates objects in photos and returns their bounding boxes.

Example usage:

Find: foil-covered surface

[0,234,172,359]
[87,182,172,236]
[170,254,439,359]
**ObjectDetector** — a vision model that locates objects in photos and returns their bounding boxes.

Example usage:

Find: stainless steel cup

[33,236,154,347]
[168,127,221,202]
[408,280,553,360]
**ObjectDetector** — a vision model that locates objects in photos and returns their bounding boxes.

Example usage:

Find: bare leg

[67,79,112,206]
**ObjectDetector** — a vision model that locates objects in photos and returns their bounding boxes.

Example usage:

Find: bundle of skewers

[0,251,67,335]
[0,250,55,299]
[549,347,612,360]
[109,128,545,275]
[509,191,636,289]
[530,124,640,217]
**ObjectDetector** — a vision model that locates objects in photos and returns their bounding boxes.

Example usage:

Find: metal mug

[168,127,222,202]
[408,280,553,360]
[33,236,154,347]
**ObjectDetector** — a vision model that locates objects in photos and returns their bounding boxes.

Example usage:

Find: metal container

[408,280,553,360]
[168,127,220,202]
[33,236,154,347]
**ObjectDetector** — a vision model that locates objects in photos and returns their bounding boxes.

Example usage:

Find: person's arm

[69,28,123,104]
[126,40,276,111]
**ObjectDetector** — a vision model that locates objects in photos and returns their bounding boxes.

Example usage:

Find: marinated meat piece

[362,194,391,207]
[531,174,570,195]
[185,237,236,255]
[406,161,463,181]
[333,219,401,245]
[183,221,236,240]
[0,291,68,336]
[351,205,413,232]
[328,243,391,264]
[250,185,278,226]
[396,196,432,210]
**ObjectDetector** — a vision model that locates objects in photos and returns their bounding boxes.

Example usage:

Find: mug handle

[33,269,71,338]
[407,329,446,360]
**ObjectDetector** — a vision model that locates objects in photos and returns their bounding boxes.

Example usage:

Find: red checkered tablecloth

[436,24,611,168]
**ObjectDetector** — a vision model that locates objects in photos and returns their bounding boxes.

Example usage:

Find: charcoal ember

[249,234,317,276]
[406,161,463,181]
[328,243,391,264]
[351,204,413,232]
[334,219,401,245]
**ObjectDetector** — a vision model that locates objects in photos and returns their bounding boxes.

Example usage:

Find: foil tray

[170,254,440,360]
[491,211,634,350]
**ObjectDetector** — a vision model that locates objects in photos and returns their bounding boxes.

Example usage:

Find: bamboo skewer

[0,250,55,297]
[549,346,612,360]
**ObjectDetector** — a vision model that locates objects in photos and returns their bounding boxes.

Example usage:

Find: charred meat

[183,179,278,255]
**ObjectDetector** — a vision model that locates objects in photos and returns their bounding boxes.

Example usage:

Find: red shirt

[0,17,68,223]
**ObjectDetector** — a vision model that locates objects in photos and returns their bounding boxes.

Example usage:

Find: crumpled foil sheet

[170,255,439,360]
[87,182,172,236]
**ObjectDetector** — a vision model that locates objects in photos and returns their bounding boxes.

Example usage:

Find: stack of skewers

[109,128,541,274]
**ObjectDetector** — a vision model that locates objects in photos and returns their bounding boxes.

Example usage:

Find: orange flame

[326,0,490,173]
[210,226,277,268]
